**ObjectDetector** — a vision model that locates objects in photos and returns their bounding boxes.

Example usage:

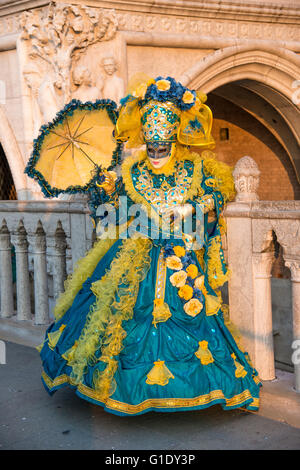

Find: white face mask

[146,143,172,169]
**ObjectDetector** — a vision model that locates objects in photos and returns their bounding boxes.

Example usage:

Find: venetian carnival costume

[38,76,261,416]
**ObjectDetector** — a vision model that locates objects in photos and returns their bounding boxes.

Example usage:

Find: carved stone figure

[72,65,101,102]
[100,56,125,105]
[22,61,43,136]
[38,73,64,124]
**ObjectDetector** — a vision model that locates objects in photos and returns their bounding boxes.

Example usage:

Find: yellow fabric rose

[178,284,194,301]
[169,270,187,288]
[156,79,171,91]
[166,256,183,271]
[173,245,186,258]
[186,264,198,279]
[184,298,203,317]
[194,275,205,290]
[182,90,195,104]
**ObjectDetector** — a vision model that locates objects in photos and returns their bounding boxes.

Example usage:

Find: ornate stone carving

[252,251,275,278]
[100,55,125,105]
[19,2,118,128]
[285,260,300,283]
[233,156,260,202]
[116,12,300,42]
[252,217,300,260]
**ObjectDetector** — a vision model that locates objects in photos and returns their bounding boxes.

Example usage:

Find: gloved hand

[96,170,117,195]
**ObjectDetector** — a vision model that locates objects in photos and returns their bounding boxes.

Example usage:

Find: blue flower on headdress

[180,90,197,110]
[122,76,198,112]
[143,76,191,107]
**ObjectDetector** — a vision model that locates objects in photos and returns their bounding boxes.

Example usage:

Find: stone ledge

[0,316,49,349]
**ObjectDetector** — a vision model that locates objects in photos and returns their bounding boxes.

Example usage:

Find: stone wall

[0,0,298,201]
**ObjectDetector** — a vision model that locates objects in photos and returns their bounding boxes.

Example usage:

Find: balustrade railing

[0,200,94,325]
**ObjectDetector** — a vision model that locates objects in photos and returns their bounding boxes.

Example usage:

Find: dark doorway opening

[0,143,17,200]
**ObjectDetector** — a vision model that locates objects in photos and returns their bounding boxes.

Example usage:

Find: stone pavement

[0,341,300,450]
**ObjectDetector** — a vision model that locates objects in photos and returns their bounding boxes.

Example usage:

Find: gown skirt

[39,237,261,416]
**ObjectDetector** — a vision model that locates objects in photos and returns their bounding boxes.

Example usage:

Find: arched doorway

[0,105,28,199]
[0,143,17,200]
[180,45,300,201]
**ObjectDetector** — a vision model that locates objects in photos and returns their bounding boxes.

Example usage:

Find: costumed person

[37,76,261,416]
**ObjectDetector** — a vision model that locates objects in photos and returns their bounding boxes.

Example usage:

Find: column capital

[252,251,275,279]
[285,259,300,283]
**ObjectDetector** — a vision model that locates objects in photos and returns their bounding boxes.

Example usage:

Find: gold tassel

[62,340,79,365]
[205,294,221,316]
[146,360,174,386]
[195,340,214,365]
[152,299,172,328]
[231,353,247,378]
[47,324,67,351]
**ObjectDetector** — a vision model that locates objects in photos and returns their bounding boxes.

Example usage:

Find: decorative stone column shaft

[33,222,49,325]
[252,251,276,380]
[52,224,67,303]
[13,223,32,321]
[0,221,14,318]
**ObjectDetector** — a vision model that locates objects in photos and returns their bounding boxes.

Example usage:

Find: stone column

[226,202,255,358]
[52,223,67,303]
[252,251,276,380]
[13,222,32,321]
[285,260,300,392]
[70,206,88,269]
[226,156,261,360]
[33,222,49,325]
[0,221,14,318]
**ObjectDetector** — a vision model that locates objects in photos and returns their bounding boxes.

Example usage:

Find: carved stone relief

[100,55,125,105]
[233,156,260,202]
[18,2,119,136]
[72,64,101,101]
[252,218,300,260]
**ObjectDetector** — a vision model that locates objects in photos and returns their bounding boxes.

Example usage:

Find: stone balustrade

[0,200,94,325]
[225,155,300,393]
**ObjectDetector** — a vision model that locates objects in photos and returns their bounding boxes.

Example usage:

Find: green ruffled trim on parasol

[24,99,123,199]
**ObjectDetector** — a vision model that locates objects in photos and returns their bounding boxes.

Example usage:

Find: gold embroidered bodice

[132,159,193,214]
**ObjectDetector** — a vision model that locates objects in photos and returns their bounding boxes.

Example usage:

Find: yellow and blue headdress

[115,76,215,149]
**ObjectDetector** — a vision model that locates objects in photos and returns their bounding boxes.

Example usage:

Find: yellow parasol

[25,100,123,198]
